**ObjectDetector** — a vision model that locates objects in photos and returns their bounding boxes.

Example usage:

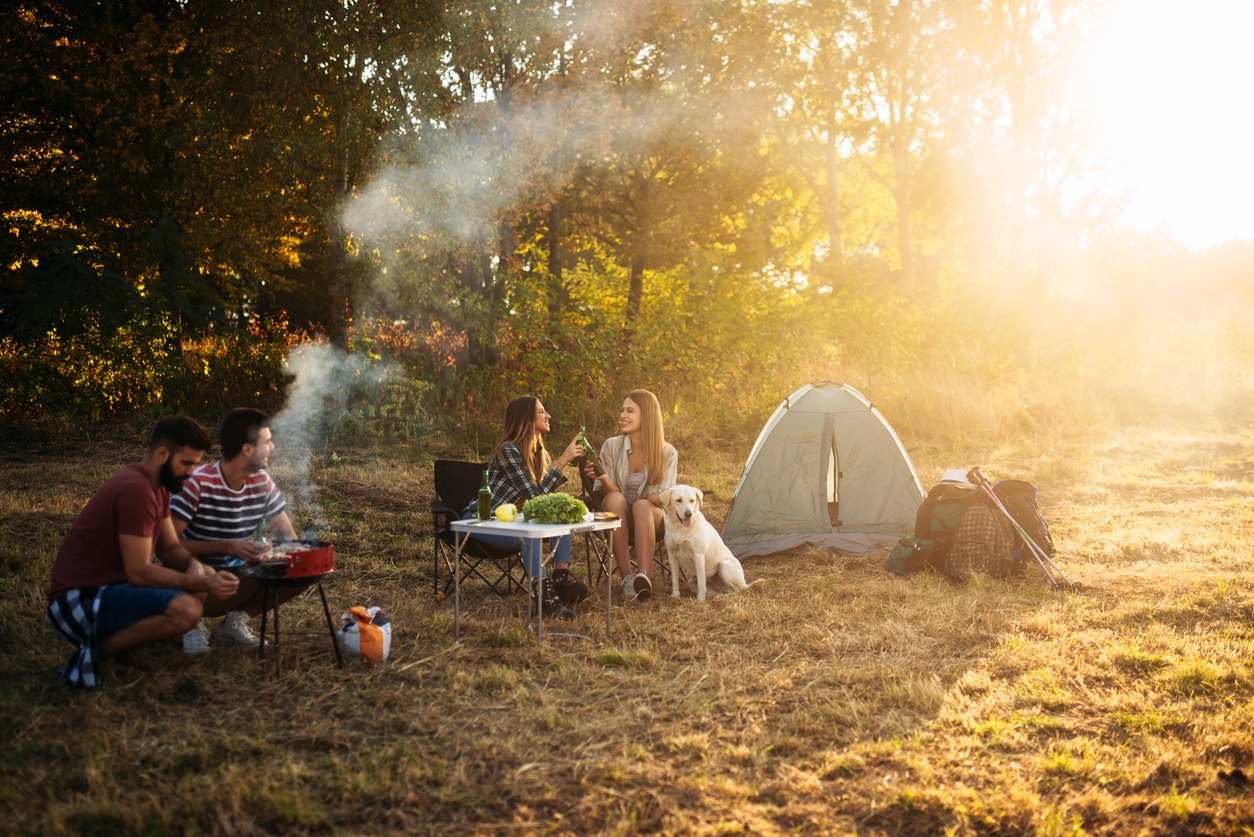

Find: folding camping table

[449,517,620,645]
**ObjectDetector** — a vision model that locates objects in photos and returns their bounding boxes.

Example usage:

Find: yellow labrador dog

[659,485,754,600]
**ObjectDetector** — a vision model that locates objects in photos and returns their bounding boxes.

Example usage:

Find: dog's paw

[671,591,681,598]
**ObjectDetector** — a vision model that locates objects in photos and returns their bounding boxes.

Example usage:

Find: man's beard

[159,459,188,493]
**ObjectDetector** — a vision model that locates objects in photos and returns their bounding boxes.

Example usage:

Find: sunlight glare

[1082,0,1254,249]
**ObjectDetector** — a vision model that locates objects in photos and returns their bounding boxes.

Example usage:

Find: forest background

[3,0,1253,451]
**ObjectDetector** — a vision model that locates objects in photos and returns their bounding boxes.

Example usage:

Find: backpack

[992,479,1055,559]
[885,482,985,575]
[885,476,1055,575]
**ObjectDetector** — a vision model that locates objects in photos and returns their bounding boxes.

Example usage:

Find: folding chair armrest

[431,499,459,529]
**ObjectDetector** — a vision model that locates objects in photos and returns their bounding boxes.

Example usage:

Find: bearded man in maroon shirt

[46,415,240,686]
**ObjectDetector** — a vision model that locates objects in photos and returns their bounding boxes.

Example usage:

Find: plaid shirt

[462,443,567,519]
[46,586,107,687]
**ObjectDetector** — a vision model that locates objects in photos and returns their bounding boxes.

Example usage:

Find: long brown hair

[491,395,550,484]
[625,389,666,479]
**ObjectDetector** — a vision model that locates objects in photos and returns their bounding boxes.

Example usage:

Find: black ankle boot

[533,578,575,620]
[551,568,589,605]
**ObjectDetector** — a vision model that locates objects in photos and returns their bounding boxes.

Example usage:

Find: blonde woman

[464,395,587,619]
[587,390,678,600]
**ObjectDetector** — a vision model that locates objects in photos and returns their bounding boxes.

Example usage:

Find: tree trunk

[546,202,568,317]
[625,251,645,334]
[463,245,501,368]
[892,147,915,284]
[624,173,650,334]
[326,161,351,348]
[824,128,845,262]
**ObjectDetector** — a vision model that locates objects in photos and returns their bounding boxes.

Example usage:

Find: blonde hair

[492,395,550,484]
[625,389,666,479]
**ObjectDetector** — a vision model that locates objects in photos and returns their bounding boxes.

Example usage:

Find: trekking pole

[967,467,1072,590]
[967,467,1065,590]
[967,467,1076,592]
[969,467,1075,592]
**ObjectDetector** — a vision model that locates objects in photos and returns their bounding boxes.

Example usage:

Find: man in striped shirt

[171,408,299,653]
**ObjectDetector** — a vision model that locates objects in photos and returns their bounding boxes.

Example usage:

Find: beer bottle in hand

[579,426,605,477]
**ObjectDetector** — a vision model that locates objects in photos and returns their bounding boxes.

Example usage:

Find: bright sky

[1082,0,1254,250]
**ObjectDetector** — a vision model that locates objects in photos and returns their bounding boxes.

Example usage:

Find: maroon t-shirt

[47,463,170,601]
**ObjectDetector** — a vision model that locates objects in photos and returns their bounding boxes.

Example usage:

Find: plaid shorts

[947,505,1018,581]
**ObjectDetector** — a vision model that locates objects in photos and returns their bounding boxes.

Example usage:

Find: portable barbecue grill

[241,539,334,580]
[236,539,342,671]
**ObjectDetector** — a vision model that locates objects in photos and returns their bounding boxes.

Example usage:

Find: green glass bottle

[477,470,492,520]
[252,517,267,544]
[579,426,605,476]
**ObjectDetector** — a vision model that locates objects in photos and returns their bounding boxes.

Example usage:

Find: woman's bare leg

[600,490,632,577]
[631,500,664,576]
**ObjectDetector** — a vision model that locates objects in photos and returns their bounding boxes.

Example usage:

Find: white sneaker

[633,572,653,601]
[622,576,638,600]
[183,619,211,655]
[213,611,261,647]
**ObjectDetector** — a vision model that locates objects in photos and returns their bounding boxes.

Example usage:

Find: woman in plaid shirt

[464,395,588,619]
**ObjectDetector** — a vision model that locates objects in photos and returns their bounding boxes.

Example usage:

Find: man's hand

[228,539,266,562]
[206,571,239,600]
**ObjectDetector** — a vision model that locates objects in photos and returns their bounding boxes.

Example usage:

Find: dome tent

[722,381,925,559]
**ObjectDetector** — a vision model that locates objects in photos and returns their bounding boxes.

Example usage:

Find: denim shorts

[96,584,182,640]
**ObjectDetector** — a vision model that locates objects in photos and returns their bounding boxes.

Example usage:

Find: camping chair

[431,460,527,599]
[575,456,676,589]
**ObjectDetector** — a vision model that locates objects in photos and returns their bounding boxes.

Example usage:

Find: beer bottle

[579,426,605,477]
[477,470,492,520]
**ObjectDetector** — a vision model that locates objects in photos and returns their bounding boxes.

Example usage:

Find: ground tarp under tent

[722,381,925,559]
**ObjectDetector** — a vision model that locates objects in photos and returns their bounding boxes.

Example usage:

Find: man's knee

[166,595,204,632]
[203,578,261,617]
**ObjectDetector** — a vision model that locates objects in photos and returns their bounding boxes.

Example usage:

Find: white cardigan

[594,434,678,500]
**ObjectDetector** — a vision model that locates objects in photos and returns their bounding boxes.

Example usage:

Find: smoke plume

[269,342,393,539]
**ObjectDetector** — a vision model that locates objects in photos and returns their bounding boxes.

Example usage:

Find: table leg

[534,537,543,645]
[454,529,464,641]
[604,529,612,636]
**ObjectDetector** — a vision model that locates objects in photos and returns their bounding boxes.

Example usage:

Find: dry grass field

[1,422,1253,835]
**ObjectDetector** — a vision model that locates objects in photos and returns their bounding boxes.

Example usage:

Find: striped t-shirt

[170,461,287,549]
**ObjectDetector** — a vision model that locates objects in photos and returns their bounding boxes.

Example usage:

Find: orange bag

[336,606,392,663]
